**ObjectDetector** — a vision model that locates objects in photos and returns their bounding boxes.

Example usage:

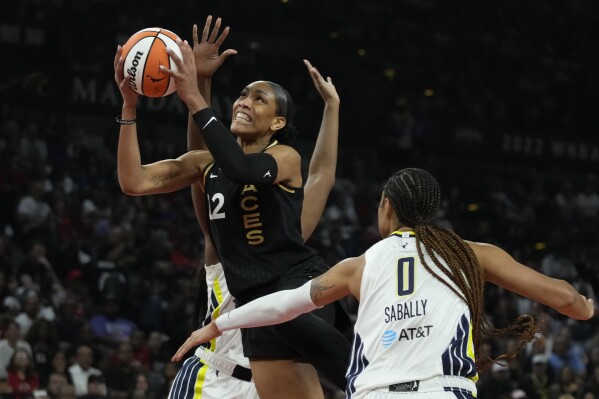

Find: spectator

[555,365,581,397]
[17,242,63,306]
[580,368,599,399]
[128,329,150,371]
[519,354,554,399]
[6,348,39,399]
[102,341,138,397]
[129,372,153,399]
[478,361,518,399]
[88,295,136,349]
[80,374,108,399]
[540,246,579,282]
[46,372,68,399]
[67,344,102,397]
[14,289,55,338]
[54,297,85,345]
[16,180,53,241]
[25,318,59,386]
[55,384,76,399]
[548,335,587,376]
[146,331,169,372]
[47,351,70,385]
[0,321,32,379]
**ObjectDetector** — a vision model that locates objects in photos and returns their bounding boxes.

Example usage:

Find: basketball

[121,28,183,98]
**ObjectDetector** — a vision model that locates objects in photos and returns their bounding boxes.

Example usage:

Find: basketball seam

[140,30,161,97]
[156,29,170,98]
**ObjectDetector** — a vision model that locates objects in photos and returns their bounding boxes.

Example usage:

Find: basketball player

[172,168,595,399]
[169,16,343,399]
[114,26,351,399]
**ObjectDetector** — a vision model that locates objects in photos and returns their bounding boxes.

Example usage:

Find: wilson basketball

[121,28,182,98]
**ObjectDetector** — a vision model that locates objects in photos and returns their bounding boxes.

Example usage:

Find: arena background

[1,1,598,398]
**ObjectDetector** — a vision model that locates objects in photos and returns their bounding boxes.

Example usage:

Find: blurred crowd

[1,1,599,399]
[0,100,597,399]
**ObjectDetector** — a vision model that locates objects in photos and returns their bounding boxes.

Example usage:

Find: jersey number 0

[397,257,415,296]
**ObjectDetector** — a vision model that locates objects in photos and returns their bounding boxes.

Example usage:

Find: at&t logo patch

[381,330,397,348]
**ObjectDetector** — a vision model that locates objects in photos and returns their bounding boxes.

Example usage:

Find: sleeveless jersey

[346,231,478,399]
[203,142,315,301]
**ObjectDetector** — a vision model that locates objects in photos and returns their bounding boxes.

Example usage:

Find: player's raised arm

[186,16,235,264]
[301,60,340,241]
[114,46,210,196]
[468,241,594,320]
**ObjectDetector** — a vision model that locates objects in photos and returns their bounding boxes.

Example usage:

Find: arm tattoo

[310,277,334,302]
[151,174,174,187]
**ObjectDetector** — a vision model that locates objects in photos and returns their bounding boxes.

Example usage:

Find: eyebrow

[255,89,271,97]
[243,87,272,99]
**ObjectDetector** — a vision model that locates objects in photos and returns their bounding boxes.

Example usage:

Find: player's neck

[389,225,414,235]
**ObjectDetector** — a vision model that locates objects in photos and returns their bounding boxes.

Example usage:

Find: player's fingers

[311,66,324,81]
[171,346,181,361]
[327,76,333,84]
[113,46,122,72]
[220,49,238,61]
[115,56,125,82]
[304,60,325,83]
[201,15,212,43]
[180,40,196,66]
[163,47,183,74]
[176,341,192,360]
[192,24,199,46]
[172,340,188,361]
[214,26,231,47]
[208,17,222,43]
[169,40,193,68]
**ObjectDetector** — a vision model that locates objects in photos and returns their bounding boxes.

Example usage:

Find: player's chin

[230,123,254,137]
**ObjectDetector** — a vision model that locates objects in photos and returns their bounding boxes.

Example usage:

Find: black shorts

[239,256,352,390]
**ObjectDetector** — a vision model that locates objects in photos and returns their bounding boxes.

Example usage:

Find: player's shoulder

[265,143,301,169]
[365,236,395,258]
[265,143,299,156]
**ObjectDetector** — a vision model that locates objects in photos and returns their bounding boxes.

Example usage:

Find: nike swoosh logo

[203,116,217,129]
[210,173,218,178]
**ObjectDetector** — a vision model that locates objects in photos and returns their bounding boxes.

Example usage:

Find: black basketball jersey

[203,143,316,301]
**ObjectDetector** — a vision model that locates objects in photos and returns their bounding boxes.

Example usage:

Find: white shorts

[362,376,475,399]
[364,392,474,399]
[168,355,258,399]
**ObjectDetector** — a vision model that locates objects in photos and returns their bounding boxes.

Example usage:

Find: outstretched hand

[304,59,339,106]
[113,45,139,108]
[171,321,222,362]
[193,16,237,78]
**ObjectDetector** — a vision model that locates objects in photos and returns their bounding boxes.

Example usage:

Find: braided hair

[266,81,298,144]
[383,168,540,370]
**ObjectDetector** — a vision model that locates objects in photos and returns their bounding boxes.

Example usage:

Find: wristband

[116,115,137,125]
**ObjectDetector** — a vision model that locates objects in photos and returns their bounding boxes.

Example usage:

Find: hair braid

[383,168,541,371]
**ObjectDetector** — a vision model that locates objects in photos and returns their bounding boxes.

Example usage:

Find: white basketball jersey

[200,262,249,368]
[346,231,477,399]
